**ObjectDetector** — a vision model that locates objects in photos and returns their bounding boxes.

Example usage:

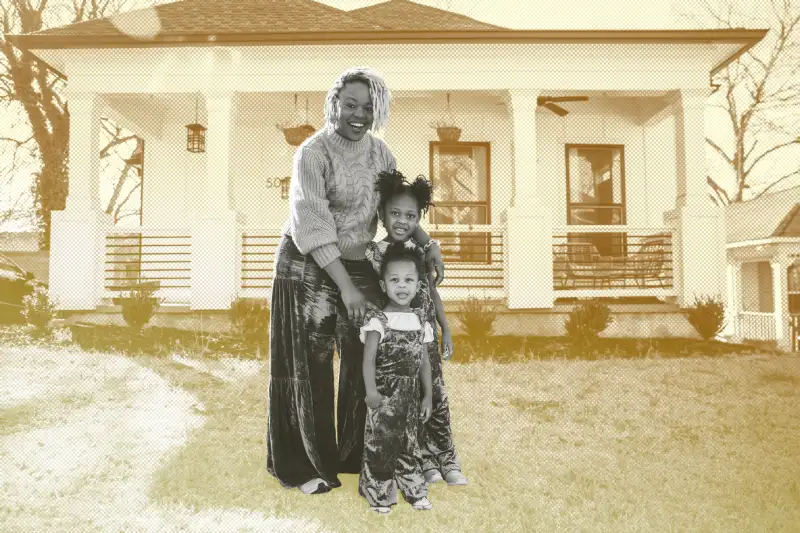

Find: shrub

[454,295,498,340]
[120,286,163,331]
[229,298,269,342]
[686,294,726,341]
[21,282,57,334]
[564,301,613,346]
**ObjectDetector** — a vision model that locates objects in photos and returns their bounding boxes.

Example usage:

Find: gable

[726,185,800,243]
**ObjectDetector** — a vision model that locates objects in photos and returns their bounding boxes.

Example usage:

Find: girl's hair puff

[376,169,435,218]
[379,241,424,281]
[324,66,391,134]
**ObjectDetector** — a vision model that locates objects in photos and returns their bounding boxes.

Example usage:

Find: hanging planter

[277,94,315,146]
[429,92,461,143]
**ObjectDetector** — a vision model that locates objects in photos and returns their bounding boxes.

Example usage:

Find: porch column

[504,88,553,309]
[673,88,726,308]
[49,91,112,310]
[723,260,742,338]
[772,256,792,350]
[190,91,241,310]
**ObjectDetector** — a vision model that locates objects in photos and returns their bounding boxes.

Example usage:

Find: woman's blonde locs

[324,66,392,134]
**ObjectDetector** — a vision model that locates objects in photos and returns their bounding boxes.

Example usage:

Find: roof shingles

[33,0,503,39]
[725,185,800,243]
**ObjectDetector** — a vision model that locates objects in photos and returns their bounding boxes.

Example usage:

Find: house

[724,186,800,350]
[5,0,769,336]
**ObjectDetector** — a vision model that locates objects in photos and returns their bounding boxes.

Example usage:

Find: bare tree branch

[751,168,800,198]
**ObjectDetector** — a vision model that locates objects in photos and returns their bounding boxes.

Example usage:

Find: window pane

[433,145,488,203]
[568,206,623,225]
[430,205,488,225]
[567,146,625,225]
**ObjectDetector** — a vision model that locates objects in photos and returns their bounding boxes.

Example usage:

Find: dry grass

[1,343,799,532]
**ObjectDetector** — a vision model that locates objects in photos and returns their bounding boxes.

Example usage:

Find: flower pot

[437,126,462,143]
[283,124,316,146]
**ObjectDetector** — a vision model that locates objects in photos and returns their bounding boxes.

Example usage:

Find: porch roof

[5,0,766,80]
[726,185,800,244]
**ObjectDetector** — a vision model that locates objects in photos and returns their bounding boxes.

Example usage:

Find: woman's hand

[341,284,368,325]
[425,242,445,286]
[420,394,432,423]
[365,390,385,410]
[441,328,454,361]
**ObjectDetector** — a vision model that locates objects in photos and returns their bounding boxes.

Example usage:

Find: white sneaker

[444,470,468,486]
[298,478,328,495]
[424,470,443,484]
[412,497,432,510]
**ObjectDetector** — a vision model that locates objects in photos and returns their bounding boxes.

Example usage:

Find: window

[428,142,491,263]
[565,144,626,258]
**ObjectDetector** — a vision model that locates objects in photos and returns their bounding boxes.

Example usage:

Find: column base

[675,203,727,308]
[49,209,113,311]
[190,209,241,311]
[505,205,554,309]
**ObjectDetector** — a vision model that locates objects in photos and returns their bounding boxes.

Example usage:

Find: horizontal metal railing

[552,225,674,293]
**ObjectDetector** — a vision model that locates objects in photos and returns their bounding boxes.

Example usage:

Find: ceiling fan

[537,96,589,116]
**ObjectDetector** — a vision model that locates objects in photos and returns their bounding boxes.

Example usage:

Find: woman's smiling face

[334,81,373,141]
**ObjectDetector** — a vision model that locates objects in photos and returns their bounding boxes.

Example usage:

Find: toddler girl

[359,242,434,513]
[366,169,468,486]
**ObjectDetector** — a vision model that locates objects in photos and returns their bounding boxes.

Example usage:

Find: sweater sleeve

[289,146,341,268]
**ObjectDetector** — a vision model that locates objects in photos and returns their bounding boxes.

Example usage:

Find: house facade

[724,186,800,351]
[7,0,767,319]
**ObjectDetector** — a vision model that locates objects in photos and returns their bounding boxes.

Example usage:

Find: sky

[0,0,795,232]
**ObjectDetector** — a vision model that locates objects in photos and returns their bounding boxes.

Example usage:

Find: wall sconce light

[280,176,291,200]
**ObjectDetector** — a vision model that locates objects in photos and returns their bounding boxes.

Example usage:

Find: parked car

[0,253,44,322]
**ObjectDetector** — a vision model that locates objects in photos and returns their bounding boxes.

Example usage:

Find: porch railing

[104,227,192,303]
[736,311,777,341]
[240,230,281,298]
[239,225,507,301]
[427,223,505,300]
[552,225,674,297]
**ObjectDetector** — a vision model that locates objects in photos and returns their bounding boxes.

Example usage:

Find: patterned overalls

[358,307,432,508]
[365,240,463,478]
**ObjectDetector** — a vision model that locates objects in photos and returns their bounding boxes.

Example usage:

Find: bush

[686,294,726,341]
[21,282,57,334]
[229,298,269,342]
[564,301,613,346]
[120,286,163,331]
[454,295,498,340]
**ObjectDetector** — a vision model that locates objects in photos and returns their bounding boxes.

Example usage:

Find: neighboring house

[725,186,800,350]
[6,0,768,334]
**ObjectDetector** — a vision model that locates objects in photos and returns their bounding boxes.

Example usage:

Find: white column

[723,261,742,338]
[673,88,727,308]
[49,91,111,310]
[504,89,553,309]
[190,91,241,310]
[772,257,791,350]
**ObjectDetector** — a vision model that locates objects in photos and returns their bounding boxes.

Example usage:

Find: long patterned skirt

[266,235,382,488]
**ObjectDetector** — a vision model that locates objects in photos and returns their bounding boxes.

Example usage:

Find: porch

[47,67,726,315]
[98,222,676,305]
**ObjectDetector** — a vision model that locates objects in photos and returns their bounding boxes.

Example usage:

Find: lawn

[1,328,799,532]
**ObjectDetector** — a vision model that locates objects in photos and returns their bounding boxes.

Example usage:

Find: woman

[267,66,445,495]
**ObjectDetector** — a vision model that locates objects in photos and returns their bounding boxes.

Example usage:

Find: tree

[676,0,800,204]
[0,0,143,248]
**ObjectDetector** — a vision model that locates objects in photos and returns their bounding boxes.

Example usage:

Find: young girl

[366,169,468,486]
[359,243,434,513]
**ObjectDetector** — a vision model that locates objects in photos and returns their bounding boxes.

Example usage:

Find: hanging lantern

[186,94,206,153]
